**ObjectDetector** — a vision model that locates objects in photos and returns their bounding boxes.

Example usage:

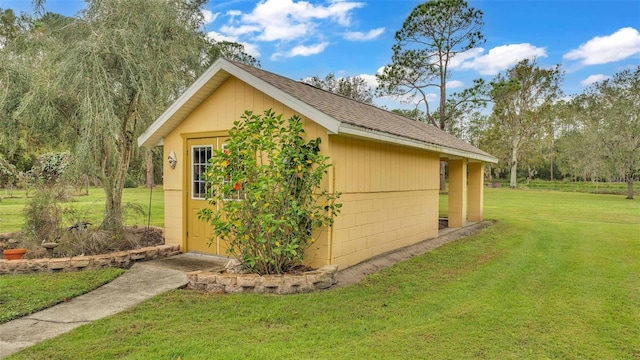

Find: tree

[577,67,640,199]
[13,0,209,231]
[304,72,374,104]
[487,58,562,188]
[206,40,260,68]
[376,0,484,189]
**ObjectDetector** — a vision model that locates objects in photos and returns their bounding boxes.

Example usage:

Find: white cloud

[271,42,329,59]
[580,74,610,86]
[201,9,218,24]
[451,44,547,75]
[564,27,640,65]
[446,80,464,89]
[344,27,385,41]
[224,0,364,42]
[216,0,370,59]
[357,73,379,89]
[207,31,261,58]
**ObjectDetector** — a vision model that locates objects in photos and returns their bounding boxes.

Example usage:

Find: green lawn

[8,189,640,359]
[0,186,164,233]
[0,268,124,324]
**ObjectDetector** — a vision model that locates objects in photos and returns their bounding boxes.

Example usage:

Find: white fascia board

[137,61,228,147]
[338,123,499,163]
[222,64,341,134]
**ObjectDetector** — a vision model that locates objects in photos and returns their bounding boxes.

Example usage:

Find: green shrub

[123,176,138,188]
[198,110,341,275]
[22,188,62,244]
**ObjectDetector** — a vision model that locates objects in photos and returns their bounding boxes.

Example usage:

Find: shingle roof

[138,58,497,163]
[230,60,495,162]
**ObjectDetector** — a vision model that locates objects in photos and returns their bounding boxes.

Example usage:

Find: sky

[2,0,639,110]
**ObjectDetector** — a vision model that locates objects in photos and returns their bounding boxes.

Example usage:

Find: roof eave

[338,123,499,164]
[137,60,229,148]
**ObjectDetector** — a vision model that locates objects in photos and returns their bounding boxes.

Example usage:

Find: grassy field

[0,187,164,233]
[495,179,638,195]
[8,188,640,359]
[0,268,124,324]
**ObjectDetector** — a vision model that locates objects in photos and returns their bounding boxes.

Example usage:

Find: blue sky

[3,0,639,109]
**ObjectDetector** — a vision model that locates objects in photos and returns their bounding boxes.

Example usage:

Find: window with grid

[192,145,212,199]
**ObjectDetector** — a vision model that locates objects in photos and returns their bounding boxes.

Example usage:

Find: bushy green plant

[22,188,62,244]
[198,110,341,275]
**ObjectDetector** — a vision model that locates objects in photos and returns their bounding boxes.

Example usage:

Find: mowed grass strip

[0,268,124,324]
[0,187,164,233]
[9,189,640,359]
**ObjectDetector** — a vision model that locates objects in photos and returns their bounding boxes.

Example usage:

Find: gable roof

[138,58,497,163]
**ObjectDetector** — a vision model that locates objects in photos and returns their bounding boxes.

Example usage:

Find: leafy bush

[22,188,62,244]
[0,157,18,189]
[124,176,138,188]
[31,152,71,187]
[198,110,341,275]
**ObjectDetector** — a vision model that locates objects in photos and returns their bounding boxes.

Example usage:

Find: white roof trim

[138,61,227,147]
[138,59,340,147]
[338,123,499,163]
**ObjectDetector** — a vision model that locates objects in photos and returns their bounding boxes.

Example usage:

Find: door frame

[181,131,228,254]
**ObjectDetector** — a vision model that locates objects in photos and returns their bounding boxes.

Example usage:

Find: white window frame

[191,145,213,200]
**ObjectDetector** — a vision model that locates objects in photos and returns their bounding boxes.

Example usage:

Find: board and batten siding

[329,136,440,269]
[161,76,331,264]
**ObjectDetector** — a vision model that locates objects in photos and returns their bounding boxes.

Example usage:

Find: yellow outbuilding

[138,59,498,270]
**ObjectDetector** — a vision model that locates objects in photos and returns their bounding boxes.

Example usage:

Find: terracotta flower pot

[3,248,27,260]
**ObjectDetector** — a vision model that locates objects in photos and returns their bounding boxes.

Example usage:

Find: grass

[0,268,124,324]
[497,179,638,195]
[8,188,640,359]
[0,186,164,233]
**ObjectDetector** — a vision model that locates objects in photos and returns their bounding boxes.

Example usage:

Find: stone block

[141,247,159,259]
[283,275,306,287]
[111,251,130,262]
[186,270,202,283]
[129,249,147,260]
[198,272,217,285]
[71,256,92,268]
[216,273,237,286]
[8,259,30,272]
[156,245,173,256]
[48,258,71,270]
[27,259,50,272]
[205,283,226,293]
[237,273,261,287]
[0,259,7,273]
[262,275,284,288]
[93,254,114,267]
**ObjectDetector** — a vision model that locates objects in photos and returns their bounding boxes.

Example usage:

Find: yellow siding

[329,136,440,269]
[162,76,330,261]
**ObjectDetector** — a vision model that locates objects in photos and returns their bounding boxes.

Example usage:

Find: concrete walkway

[0,253,228,358]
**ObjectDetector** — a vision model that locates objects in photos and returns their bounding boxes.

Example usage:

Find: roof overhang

[337,123,499,163]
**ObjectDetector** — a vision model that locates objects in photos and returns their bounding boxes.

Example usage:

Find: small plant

[22,187,63,244]
[198,109,341,275]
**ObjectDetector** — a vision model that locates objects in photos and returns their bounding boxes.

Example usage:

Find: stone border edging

[186,264,338,295]
[0,244,181,275]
